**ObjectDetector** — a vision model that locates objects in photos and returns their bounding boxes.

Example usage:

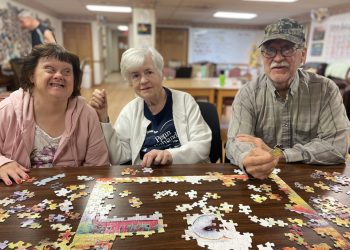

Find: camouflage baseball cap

[259,18,305,47]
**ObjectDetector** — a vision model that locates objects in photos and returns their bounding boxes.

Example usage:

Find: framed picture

[137,23,151,35]
[310,43,323,56]
[312,26,325,41]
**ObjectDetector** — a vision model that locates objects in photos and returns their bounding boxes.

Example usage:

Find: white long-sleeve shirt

[102,88,212,165]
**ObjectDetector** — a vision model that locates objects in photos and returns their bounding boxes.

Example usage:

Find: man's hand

[0,162,30,186]
[141,150,173,168]
[242,147,279,179]
[90,89,109,123]
[236,134,282,179]
[236,134,272,151]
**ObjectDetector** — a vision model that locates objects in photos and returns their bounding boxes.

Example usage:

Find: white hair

[120,47,164,81]
[18,10,35,19]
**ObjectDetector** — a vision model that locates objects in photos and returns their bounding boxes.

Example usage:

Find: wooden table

[0,163,349,249]
[164,78,241,119]
[164,78,217,104]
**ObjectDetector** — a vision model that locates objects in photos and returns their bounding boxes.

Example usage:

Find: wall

[106,28,119,73]
[91,21,104,85]
[131,8,155,48]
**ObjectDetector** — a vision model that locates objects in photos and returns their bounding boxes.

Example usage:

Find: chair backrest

[328,76,348,94]
[197,101,222,163]
[9,58,25,90]
[303,62,328,76]
[175,66,192,78]
[342,86,350,119]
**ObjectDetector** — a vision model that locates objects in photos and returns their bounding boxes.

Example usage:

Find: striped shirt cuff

[284,148,304,162]
[238,151,251,171]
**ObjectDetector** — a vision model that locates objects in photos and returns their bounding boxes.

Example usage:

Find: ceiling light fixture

[213,12,257,19]
[117,25,128,31]
[243,0,298,2]
[86,5,132,13]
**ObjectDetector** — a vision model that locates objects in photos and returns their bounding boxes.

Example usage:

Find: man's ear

[301,47,307,65]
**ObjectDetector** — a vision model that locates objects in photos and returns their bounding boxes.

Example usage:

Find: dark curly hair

[20,43,82,97]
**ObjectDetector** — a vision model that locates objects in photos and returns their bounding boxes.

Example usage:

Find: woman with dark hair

[0,44,109,186]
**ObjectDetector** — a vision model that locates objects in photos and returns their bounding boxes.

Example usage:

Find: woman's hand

[141,150,173,168]
[0,162,30,186]
[90,89,109,122]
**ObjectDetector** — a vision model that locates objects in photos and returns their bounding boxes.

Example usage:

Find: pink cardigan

[0,89,109,168]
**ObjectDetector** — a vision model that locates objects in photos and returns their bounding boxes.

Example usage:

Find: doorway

[62,22,94,85]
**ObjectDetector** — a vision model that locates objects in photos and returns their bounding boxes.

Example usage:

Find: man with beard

[225,18,350,179]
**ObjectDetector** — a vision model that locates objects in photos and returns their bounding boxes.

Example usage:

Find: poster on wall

[310,43,323,56]
[307,12,350,63]
[324,21,350,62]
[312,26,325,41]
[137,23,151,35]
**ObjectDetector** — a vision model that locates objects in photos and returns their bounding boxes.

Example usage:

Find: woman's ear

[29,74,34,84]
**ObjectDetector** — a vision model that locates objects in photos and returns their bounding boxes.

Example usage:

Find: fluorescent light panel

[214,12,257,19]
[117,25,128,31]
[86,5,132,13]
[243,0,298,2]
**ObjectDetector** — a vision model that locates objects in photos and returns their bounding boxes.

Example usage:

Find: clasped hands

[236,134,283,180]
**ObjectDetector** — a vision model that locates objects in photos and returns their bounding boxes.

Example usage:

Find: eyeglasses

[129,70,154,83]
[261,46,301,58]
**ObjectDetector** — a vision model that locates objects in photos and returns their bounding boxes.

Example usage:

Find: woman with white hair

[90,47,211,167]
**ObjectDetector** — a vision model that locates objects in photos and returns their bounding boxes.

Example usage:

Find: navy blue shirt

[140,88,181,159]
[31,23,55,47]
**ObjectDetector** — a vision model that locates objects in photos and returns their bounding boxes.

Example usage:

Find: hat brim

[259,34,303,47]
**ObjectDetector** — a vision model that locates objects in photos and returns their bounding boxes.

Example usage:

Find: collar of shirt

[266,71,300,99]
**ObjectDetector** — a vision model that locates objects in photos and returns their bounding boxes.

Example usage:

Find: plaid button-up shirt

[226,69,350,167]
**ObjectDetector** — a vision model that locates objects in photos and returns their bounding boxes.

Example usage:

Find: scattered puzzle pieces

[119,190,132,197]
[257,242,275,250]
[77,175,95,181]
[129,197,143,208]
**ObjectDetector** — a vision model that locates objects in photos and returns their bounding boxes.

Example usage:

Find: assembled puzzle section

[70,170,350,249]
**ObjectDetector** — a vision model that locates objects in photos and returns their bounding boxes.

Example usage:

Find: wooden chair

[175,66,192,78]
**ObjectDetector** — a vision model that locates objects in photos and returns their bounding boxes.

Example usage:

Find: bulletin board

[306,12,350,63]
[188,27,263,64]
